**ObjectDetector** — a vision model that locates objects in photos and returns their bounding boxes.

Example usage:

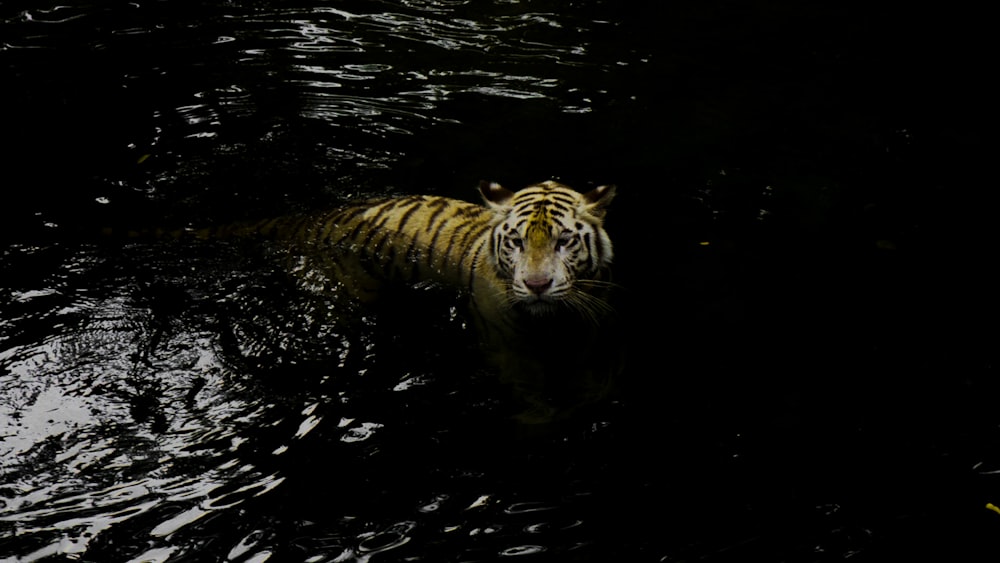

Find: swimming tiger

[176,180,623,422]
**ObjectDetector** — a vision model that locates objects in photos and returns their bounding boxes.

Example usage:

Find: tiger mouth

[515,293,562,313]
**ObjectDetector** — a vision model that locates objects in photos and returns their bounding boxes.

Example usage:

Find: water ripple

[2,2,633,560]
[206,2,614,128]
[0,250,299,559]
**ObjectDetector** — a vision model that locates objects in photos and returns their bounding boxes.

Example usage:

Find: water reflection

[239,3,611,127]
[2,217,604,559]
[4,0,634,242]
[3,0,996,559]
[0,249,273,559]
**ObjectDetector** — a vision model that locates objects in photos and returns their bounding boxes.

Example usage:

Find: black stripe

[315,210,345,243]
[254,217,285,238]
[455,205,483,219]
[512,188,549,198]
[512,193,575,208]
[425,202,459,265]
[371,229,394,259]
[450,218,492,272]
[378,196,421,215]
[333,206,371,245]
[492,228,503,268]
[394,200,423,234]
[336,205,372,226]
[467,239,485,293]
[404,236,421,280]
[360,210,394,249]
[440,221,465,268]
[361,200,415,251]
[583,231,596,273]
[423,198,451,231]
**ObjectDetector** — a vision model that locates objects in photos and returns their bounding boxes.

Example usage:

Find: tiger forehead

[510,188,580,209]
[525,211,555,244]
[510,192,577,222]
[506,204,570,233]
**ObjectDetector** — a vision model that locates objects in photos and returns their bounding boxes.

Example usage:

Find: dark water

[2,1,996,561]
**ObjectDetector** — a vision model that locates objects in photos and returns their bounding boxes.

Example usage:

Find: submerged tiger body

[205,180,622,420]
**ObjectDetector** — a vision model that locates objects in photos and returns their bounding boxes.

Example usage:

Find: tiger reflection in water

[217,180,623,423]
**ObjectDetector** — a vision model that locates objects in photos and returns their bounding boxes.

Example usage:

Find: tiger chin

[253,180,623,424]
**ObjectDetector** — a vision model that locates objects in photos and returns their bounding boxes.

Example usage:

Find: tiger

[194,180,623,422]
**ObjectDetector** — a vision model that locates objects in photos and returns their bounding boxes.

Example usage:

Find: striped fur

[206,180,620,421]
[254,180,616,316]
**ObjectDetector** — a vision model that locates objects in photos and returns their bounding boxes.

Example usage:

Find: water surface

[2,1,997,561]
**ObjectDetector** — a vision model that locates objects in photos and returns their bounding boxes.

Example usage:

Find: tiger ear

[479,181,515,209]
[581,184,616,217]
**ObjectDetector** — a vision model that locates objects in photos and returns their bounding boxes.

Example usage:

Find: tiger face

[481,180,615,315]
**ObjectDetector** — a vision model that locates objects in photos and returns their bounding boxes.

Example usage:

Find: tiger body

[268,191,501,304]
[223,180,621,420]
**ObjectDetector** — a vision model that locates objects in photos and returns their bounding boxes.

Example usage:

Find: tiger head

[481,180,616,316]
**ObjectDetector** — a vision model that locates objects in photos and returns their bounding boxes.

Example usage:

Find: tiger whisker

[563,287,615,326]
[573,278,624,292]
[491,282,520,311]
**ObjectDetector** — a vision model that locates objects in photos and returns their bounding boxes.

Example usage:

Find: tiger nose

[523,278,553,294]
